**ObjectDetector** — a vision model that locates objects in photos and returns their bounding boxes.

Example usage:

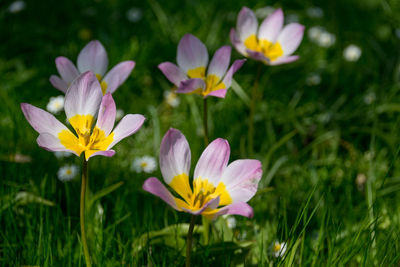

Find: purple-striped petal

[258,8,284,43]
[269,55,299,65]
[37,132,78,155]
[207,89,227,98]
[159,128,191,184]
[246,50,269,62]
[277,23,305,56]
[236,7,258,42]
[108,114,145,149]
[177,78,205,94]
[86,150,115,160]
[230,28,247,56]
[103,61,135,94]
[221,59,246,89]
[177,34,208,74]
[55,56,80,84]
[194,138,230,186]
[77,40,108,76]
[158,62,188,87]
[207,46,231,80]
[143,177,179,210]
[95,92,116,136]
[64,71,103,120]
[221,159,262,203]
[210,202,254,219]
[181,196,220,215]
[49,75,68,93]
[21,103,69,136]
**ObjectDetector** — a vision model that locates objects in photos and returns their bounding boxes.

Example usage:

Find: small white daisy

[226,216,237,229]
[164,90,180,107]
[126,7,143,23]
[131,156,157,173]
[54,151,72,159]
[116,109,124,121]
[57,164,79,182]
[363,91,376,105]
[306,73,321,86]
[307,26,324,42]
[272,241,287,258]
[8,0,25,13]
[254,6,275,19]
[317,32,336,47]
[343,44,362,62]
[306,7,324,18]
[46,95,65,115]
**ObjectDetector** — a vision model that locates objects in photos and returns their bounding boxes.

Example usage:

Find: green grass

[2,0,400,266]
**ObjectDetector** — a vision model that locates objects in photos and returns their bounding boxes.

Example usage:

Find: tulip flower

[50,40,135,95]
[158,34,245,98]
[22,71,145,161]
[143,128,262,219]
[230,7,304,65]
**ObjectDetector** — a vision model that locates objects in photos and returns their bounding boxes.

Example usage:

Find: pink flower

[143,129,262,219]
[230,8,305,65]
[50,40,135,95]
[158,34,245,98]
[22,71,145,161]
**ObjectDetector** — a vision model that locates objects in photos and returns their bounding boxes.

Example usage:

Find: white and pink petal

[177,34,208,74]
[95,92,116,136]
[158,62,188,87]
[221,159,262,203]
[236,7,258,42]
[103,61,135,94]
[258,8,284,43]
[55,56,80,84]
[108,114,145,149]
[207,46,231,80]
[208,202,254,219]
[277,23,305,56]
[37,132,78,155]
[49,75,68,93]
[159,129,191,185]
[64,71,103,120]
[177,78,205,94]
[143,177,179,211]
[77,40,108,76]
[193,138,230,185]
[21,103,69,136]
[221,59,246,89]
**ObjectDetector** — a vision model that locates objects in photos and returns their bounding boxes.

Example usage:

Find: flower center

[186,67,226,96]
[244,34,283,62]
[58,114,114,159]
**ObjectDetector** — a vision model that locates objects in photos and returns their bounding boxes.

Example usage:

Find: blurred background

[1,0,400,265]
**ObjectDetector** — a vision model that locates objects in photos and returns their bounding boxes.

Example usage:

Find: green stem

[202,98,210,244]
[203,97,209,146]
[186,215,197,267]
[81,159,92,267]
[248,63,263,156]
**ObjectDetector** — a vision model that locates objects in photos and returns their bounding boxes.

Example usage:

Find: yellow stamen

[186,68,226,97]
[96,73,108,95]
[169,174,231,213]
[58,114,114,159]
[244,34,284,62]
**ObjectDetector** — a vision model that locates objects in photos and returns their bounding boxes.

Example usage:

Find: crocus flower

[22,71,145,161]
[50,40,135,95]
[158,34,245,98]
[230,7,305,65]
[143,128,262,219]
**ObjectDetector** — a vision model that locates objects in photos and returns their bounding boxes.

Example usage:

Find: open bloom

[22,71,145,161]
[50,40,135,95]
[158,34,245,98]
[230,7,304,65]
[143,128,262,219]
